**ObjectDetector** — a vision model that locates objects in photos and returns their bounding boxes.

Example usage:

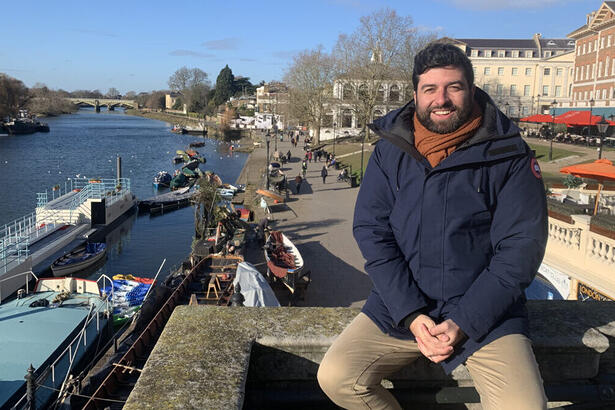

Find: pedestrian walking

[294,175,303,194]
[321,165,328,184]
[286,150,292,162]
[308,151,313,162]
[301,160,308,178]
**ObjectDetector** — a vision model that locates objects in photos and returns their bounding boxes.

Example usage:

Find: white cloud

[202,38,240,50]
[443,0,582,11]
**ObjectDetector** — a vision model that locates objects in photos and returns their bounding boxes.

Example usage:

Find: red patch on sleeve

[530,158,542,179]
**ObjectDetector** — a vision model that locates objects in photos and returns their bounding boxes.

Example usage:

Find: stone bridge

[67,98,138,111]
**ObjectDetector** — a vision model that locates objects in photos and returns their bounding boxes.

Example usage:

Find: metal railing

[1,178,132,274]
[0,270,38,303]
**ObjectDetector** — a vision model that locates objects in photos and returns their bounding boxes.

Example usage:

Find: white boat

[50,243,107,276]
[264,231,306,294]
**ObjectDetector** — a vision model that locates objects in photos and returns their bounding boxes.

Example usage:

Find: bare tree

[284,46,336,143]
[0,74,29,118]
[168,67,209,91]
[332,8,437,135]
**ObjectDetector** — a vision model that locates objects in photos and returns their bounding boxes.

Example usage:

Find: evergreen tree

[213,65,234,107]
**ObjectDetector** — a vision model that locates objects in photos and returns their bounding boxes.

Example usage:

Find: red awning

[519,114,555,123]
[560,159,615,182]
[553,111,615,126]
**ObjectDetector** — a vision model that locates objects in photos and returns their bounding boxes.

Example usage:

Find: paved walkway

[241,135,371,308]
[526,137,615,175]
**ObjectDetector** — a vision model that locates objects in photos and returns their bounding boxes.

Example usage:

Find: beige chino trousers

[317,313,547,410]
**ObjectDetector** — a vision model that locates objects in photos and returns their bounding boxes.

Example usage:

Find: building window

[485,50,492,57]
[322,114,333,127]
[342,84,354,100]
[471,49,478,57]
[592,63,596,78]
[512,67,518,76]
[484,67,491,75]
[376,85,385,102]
[358,84,368,99]
[525,67,532,76]
[556,68,563,76]
[577,46,581,56]
[584,91,588,100]
[602,37,605,49]
[602,89,607,99]
[544,68,551,75]
[498,50,505,58]
[595,39,597,50]
[498,67,504,75]
[524,85,531,96]
[589,42,592,53]
[512,50,519,58]
[583,43,586,54]
[342,109,353,127]
[599,61,603,77]
[544,51,551,58]
[525,50,533,58]
[555,85,562,97]
[607,57,610,76]
[542,85,549,96]
[496,84,503,95]
[522,106,529,116]
[483,84,490,93]
[389,84,400,102]
[609,35,612,47]
[612,88,615,98]
[510,84,517,96]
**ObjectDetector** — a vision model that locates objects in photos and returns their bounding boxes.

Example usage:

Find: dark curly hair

[412,41,474,90]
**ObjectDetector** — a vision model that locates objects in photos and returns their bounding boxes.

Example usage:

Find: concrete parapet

[125,302,615,409]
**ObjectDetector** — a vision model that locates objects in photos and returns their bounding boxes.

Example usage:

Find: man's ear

[413,90,417,104]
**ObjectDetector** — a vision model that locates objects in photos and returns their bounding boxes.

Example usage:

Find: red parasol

[560,159,615,215]
[553,111,615,126]
[519,114,556,123]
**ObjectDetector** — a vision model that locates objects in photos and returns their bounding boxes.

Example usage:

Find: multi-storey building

[568,1,615,116]
[453,35,575,118]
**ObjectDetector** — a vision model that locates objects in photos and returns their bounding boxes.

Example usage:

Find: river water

[0,108,248,279]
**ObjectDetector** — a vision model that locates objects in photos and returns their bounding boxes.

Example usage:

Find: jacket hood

[370,87,521,151]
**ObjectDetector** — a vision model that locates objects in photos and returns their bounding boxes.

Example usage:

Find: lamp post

[536,94,541,114]
[504,102,510,118]
[549,99,557,161]
[596,116,609,160]
[332,122,337,155]
[588,98,595,147]
[265,132,271,190]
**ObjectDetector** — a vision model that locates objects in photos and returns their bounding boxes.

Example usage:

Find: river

[0,108,248,279]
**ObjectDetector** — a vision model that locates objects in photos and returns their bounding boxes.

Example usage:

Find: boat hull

[1,278,110,409]
[51,243,107,276]
[264,231,305,293]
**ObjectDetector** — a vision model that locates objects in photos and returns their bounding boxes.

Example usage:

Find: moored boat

[0,275,112,409]
[171,124,187,134]
[50,242,107,276]
[264,231,306,294]
[153,171,172,189]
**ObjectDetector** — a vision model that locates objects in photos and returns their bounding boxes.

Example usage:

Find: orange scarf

[413,102,483,167]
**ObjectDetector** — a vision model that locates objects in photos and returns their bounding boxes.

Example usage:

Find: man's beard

[416,97,474,134]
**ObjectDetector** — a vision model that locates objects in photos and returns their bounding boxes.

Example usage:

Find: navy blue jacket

[354,89,548,373]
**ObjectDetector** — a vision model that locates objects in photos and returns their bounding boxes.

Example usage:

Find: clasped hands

[409,314,466,363]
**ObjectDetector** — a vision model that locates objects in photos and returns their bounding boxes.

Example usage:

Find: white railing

[0,270,38,303]
[546,214,615,298]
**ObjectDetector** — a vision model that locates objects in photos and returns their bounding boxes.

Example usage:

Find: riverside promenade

[236,134,372,308]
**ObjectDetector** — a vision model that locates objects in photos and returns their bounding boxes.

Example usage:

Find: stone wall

[125,302,615,409]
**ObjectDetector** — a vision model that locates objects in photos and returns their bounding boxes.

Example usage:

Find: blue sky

[0,0,598,93]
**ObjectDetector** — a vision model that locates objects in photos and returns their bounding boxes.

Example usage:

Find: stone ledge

[125,302,615,409]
